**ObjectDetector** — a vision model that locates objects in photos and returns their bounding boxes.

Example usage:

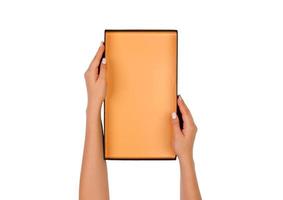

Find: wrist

[178,153,194,165]
[86,101,103,115]
[87,97,103,109]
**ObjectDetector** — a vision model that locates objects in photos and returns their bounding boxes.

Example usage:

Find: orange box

[104,30,178,160]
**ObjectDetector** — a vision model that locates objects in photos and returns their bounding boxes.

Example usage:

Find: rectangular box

[104,30,178,160]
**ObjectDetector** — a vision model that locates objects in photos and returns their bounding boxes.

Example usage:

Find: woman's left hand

[84,42,106,110]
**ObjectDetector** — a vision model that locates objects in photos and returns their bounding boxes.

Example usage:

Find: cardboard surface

[104,30,177,159]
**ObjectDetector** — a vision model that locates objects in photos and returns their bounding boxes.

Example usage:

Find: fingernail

[102,58,106,64]
[171,112,177,119]
[100,41,104,46]
[178,95,182,101]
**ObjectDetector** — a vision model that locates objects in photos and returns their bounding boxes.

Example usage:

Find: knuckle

[191,124,198,132]
[194,125,198,132]
[172,118,179,125]
[84,70,92,77]
[172,122,181,132]
[84,71,89,79]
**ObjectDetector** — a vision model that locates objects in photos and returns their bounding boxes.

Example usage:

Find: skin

[79,43,201,200]
[79,42,109,200]
[171,96,202,200]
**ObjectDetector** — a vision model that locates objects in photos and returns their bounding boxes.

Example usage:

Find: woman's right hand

[171,95,198,162]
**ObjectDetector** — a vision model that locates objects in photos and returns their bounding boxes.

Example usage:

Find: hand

[84,42,106,110]
[171,95,198,162]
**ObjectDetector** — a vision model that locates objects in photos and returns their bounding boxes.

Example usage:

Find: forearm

[85,102,104,159]
[79,102,109,200]
[179,156,201,200]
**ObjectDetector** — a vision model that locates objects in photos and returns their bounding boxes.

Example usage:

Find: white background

[0,0,282,199]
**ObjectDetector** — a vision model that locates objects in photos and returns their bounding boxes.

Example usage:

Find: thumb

[98,57,106,80]
[171,112,182,135]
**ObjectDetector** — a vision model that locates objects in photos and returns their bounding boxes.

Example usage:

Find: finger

[171,112,183,136]
[177,95,195,130]
[87,42,105,73]
[98,57,106,80]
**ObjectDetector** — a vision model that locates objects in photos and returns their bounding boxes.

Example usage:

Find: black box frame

[103,29,178,160]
